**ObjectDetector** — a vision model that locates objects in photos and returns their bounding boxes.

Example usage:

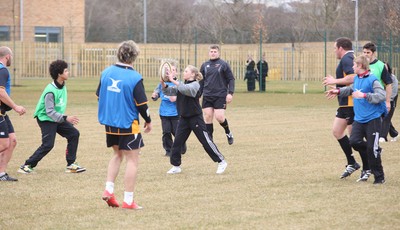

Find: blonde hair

[186,65,203,81]
[354,55,370,70]
[117,40,140,64]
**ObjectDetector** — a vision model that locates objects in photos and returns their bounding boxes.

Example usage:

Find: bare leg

[123,149,140,192]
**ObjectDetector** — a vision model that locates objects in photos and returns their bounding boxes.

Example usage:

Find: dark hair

[363,42,377,53]
[385,62,392,75]
[335,37,353,51]
[49,60,68,80]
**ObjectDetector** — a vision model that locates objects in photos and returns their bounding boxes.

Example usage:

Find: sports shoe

[226,132,234,145]
[122,201,143,210]
[373,179,386,184]
[65,162,86,173]
[356,170,371,182]
[18,165,35,174]
[216,160,228,174]
[391,135,398,142]
[167,166,181,174]
[0,173,18,181]
[340,162,360,179]
[379,137,386,143]
[102,190,119,208]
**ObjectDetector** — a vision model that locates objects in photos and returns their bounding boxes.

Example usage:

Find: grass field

[1,78,400,229]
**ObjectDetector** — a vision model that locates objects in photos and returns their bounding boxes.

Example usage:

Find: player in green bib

[18,60,86,174]
[362,43,392,111]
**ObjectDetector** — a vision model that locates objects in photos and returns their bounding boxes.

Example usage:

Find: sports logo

[107,78,122,93]
[56,98,65,107]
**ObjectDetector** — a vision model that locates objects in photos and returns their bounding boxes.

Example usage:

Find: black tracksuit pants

[160,115,186,155]
[381,95,398,140]
[170,114,224,167]
[350,118,385,181]
[25,119,80,167]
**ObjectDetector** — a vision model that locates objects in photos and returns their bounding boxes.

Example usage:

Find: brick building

[0,0,85,43]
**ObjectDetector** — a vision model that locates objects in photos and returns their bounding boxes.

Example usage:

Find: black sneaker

[356,170,371,182]
[0,173,18,181]
[226,132,234,145]
[340,162,361,179]
[373,179,386,184]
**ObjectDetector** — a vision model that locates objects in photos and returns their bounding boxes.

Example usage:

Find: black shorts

[202,96,227,109]
[0,115,14,138]
[106,133,144,150]
[336,107,354,125]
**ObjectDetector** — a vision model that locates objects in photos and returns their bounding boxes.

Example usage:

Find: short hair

[0,46,11,58]
[49,60,68,80]
[117,40,140,64]
[354,55,370,71]
[186,65,203,81]
[385,62,392,75]
[209,44,220,51]
[363,42,377,53]
[335,37,353,51]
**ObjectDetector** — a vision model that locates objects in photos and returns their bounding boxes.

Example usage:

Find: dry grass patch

[1,79,399,229]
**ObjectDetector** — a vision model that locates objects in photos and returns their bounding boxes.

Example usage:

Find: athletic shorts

[202,96,227,109]
[0,115,14,138]
[106,133,144,150]
[336,107,354,125]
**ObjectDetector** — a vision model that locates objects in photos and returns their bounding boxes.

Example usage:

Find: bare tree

[383,0,400,38]
[252,9,268,43]
[84,0,399,44]
[195,0,232,44]
[147,0,195,43]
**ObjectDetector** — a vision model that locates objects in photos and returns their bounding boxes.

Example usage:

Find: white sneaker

[379,137,386,143]
[391,135,398,142]
[167,166,181,174]
[216,160,227,174]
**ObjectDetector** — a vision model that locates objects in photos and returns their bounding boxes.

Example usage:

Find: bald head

[0,46,12,58]
[0,46,13,66]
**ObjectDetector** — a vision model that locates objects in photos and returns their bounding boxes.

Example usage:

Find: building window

[34,27,62,43]
[0,26,10,41]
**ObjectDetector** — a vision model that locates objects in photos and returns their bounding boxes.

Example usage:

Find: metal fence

[2,41,400,85]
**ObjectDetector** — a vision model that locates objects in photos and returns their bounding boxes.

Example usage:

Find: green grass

[1,78,399,229]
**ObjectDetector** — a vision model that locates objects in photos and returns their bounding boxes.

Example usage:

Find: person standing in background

[244,55,256,91]
[256,53,268,92]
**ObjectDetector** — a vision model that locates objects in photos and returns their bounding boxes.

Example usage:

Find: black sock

[206,124,214,139]
[220,119,230,134]
[338,135,356,165]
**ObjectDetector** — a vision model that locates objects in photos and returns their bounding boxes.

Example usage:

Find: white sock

[105,182,114,194]
[124,191,134,205]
